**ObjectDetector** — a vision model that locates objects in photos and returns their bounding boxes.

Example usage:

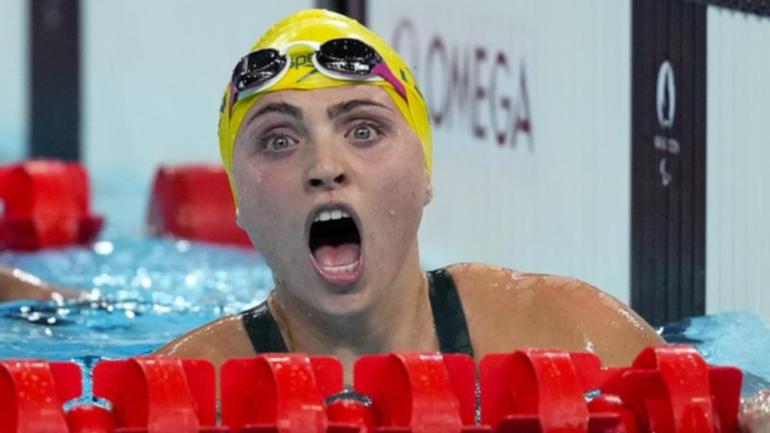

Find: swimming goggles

[229,38,408,106]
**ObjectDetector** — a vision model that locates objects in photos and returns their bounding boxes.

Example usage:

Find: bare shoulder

[445,262,576,313]
[445,263,664,366]
[154,312,255,367]
[0,265,79,302]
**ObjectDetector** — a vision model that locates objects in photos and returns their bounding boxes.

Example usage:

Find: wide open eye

[266,135,290,151]
[346,124,382,143]
[353,126,372,140]
[259,133,298,153]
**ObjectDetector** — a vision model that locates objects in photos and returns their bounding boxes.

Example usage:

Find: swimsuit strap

[242,269,475,357]
[427,268,475,357]
[241,300,289,353]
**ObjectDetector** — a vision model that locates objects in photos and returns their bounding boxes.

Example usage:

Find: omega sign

[390,19,533,150]
[654,60,680,187]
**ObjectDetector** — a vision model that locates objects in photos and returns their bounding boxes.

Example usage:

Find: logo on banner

[391,18,533,151]
[655,60,679,187]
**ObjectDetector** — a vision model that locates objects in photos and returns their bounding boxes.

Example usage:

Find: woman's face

[232,85,430,316]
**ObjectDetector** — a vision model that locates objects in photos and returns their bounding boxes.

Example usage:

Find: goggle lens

[316,38,382,76]
[233,49,286,91]
[230,38,389,105]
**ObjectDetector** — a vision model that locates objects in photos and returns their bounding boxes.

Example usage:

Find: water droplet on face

[388,209,396,217]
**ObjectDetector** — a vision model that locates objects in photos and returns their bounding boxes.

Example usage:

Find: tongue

[313,243,361,267]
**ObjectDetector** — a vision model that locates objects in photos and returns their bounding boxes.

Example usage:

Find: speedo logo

[289,52,315,69]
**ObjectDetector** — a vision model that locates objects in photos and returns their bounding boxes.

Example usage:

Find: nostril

[308,172,346,189]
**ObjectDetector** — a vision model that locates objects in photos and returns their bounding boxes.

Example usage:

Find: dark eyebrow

[327,99,392,119]
[247,102,303,125]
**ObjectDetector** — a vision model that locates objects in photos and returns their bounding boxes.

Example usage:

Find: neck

[269,242,437,382]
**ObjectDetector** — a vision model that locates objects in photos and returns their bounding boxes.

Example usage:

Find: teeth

[322,261,358,273]
[314,208,351,222]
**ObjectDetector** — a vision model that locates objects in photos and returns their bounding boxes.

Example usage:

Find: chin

[311,283,375,318]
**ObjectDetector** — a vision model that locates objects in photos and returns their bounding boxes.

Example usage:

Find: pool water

[0,237,271,359]
[1,236,769,397]
[660,312,770,396]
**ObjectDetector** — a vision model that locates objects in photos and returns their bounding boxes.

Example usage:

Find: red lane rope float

[599,345,742,433]
[353,353,481,433]
[0,347,744,433]
[0,360,82,433]
[0,160,104,250]
[92,357,217,433]
[65,406,115,433]
[221,354,344,433]
[145,164,251,247]
[480,350,621,433]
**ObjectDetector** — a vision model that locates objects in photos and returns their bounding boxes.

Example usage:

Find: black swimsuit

[241,268,475,357]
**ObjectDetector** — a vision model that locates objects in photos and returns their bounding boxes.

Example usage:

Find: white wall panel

[369,0,632,301]
[83,1,313,235]
[0,0,28,161]
[707,7,770,319]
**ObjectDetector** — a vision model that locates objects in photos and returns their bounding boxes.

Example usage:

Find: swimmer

[156,9,663,376]
[0,264,77,302]
[153,14,769,428]
[1,8,766,430]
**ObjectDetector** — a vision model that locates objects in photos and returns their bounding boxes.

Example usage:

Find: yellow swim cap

[218,9,432,197]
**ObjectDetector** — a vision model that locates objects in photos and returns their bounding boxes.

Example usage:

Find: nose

[305,144,348,191]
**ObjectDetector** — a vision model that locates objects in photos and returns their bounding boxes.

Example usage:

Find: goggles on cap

[229,38,408,110]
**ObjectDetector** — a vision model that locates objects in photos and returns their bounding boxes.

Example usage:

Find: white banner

[82,1,313,235]
[706,7,770,319]
[0,0,28,162]
[370,0,633,301]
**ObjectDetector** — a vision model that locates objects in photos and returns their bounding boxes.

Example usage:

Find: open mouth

[307,206,363,286]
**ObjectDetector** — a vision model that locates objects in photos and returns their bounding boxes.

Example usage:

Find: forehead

[246,85,400,118]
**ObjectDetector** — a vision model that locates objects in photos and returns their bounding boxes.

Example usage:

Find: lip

[305,201,365,287]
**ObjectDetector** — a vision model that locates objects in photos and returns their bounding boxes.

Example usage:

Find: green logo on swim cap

[289,49,315,70]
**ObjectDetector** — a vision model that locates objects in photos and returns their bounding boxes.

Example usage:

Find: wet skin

[157,85,664,383]
[232,85,430,321]
[0,265,77,302]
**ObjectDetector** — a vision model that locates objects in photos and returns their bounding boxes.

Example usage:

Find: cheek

[232,160,298,233]
[396,181,427,232]
[385,139,428,207]
[387,169,425,209]
[369,154,428,233]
